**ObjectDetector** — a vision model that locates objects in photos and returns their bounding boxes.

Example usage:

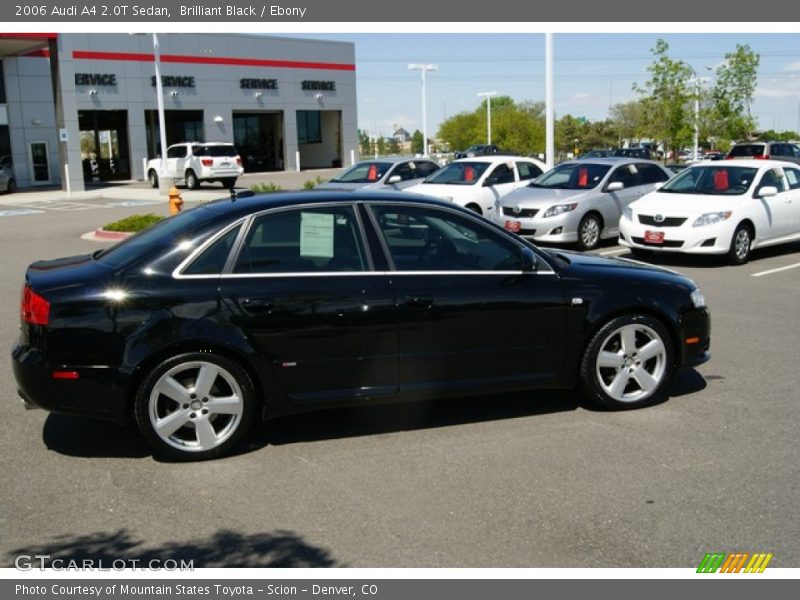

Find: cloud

[754,74,800,98]
[782,60,800,72]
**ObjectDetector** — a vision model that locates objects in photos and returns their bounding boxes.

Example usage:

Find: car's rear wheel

[579,315,673,410]
[728,223,752,265]
[185,170,199,190]
[6,178,17,193]
[577,213,602,251]
[148,170,158,189]
[134,353,256,461]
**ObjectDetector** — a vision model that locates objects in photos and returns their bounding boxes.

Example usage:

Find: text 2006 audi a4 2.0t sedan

[13,193,710,460]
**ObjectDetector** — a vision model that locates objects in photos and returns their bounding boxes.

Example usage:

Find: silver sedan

[492,158,674,250]
[317,157,440,192]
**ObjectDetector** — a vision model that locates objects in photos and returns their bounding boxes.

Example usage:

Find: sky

[286,32,800,139]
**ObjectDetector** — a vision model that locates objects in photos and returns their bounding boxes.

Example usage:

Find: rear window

[193,145,238,157]
[728,144,766,158]
[94,206,221,269]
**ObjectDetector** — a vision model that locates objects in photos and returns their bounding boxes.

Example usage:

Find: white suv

[147,142,244,189]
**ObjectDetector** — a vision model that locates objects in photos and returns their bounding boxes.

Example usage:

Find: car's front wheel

[134,353,256,460]
[728,223,752,265]
[577,213,602,251]
[579,315,674,410]
[148,170,158,189]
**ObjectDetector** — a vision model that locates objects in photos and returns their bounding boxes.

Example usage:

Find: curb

[80,229,134,242]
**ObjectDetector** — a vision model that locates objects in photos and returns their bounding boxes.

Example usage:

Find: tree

[358,130,372,156]
[376,137,387,156]
[411,130,424,155]
[711,44,760,141]
[634,39,693,160]
[610,100,645,144]
[387,138,400,155]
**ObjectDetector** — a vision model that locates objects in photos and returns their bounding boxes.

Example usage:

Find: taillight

[236,156,242,166]
[21,285,50,326]
[201,158,214,167]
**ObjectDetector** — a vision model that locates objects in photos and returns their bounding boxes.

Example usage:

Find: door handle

[405,295,433,309]
[239,297,274,314]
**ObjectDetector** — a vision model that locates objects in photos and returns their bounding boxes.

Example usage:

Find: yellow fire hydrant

[168,186,183,214]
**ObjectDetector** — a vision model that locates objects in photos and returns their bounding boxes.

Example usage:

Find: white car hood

[632,191,743,215]
[500,186,589,207]
[405,182,480,200]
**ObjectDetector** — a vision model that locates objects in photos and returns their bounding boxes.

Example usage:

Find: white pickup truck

[147,142,244,189]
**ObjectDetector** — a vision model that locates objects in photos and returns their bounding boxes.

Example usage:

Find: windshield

[728,144,766,158]
[659,166,757,195]
[424,162,491,185]
[331,162,392,183]
[529,163,610,190]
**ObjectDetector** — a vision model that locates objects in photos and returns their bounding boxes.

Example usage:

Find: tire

[221,177,237,189]
[185,170,199,190]
[6,178,17,193]
[728,223,752,265]
[134,352,256,461]
[577,213,602,251]
[579,314,674,410]
[148,170,158,189]
[465,203,482,215]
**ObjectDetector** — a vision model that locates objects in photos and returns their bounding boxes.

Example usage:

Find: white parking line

[751,262,800,278]
[596,248,629,256]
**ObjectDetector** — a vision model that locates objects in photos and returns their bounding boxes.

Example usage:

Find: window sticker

[300,212,334,258]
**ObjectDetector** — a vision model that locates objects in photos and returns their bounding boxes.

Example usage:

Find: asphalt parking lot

[1,195,798,568]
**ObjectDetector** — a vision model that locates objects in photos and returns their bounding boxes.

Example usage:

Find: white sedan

[619,160,800,264]
[404,156,546,216]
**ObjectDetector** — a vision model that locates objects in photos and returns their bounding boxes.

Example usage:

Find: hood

[632,191,745,215]
[500,185,591,207]
[547,248,693,283]
[404,182,477,200]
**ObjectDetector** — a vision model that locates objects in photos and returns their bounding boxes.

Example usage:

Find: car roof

[199,190,460,220]
[354,156,436,165]
[688,159,795,168]
[451,155,533,164]
[564,157,662,166]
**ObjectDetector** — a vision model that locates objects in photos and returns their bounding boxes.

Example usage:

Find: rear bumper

[12,343,130,425]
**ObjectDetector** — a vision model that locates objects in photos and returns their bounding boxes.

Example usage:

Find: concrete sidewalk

[0,168,341,206]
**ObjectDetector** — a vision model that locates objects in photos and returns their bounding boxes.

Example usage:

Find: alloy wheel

[594,323,667,403]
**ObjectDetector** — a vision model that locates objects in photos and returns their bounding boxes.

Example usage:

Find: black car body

[13,192,710,460]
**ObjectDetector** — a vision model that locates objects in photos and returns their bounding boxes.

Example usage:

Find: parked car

[0,155,16,193]
[405,156,546,215]
[577,149,613,159]
[703,152,726,161]
[316,158,440,191]
[454,144,502,159]
[494,158,673,250]
[727,141,800,165]
[13,192,710,460]
[612,147,652,160]
[619,160,800,264]
[147,142,244,190]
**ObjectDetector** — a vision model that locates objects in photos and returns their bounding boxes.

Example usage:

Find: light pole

[408,63,438,156]
[477,91,498,145]
[152,33,169,193]
[687,64,712,162]
[545,33,554,169]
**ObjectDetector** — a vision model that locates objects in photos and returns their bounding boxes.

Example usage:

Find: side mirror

[757,186,778,198]
[386,174,402,184]
[606,181,624,192]
[484,177,499,187]
[654,182,664,190]
[521,247,537,272]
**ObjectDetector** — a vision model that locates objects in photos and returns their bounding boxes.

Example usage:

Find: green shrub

[303,179,317,190]
[103,213,164,233]
[250,182,282,193]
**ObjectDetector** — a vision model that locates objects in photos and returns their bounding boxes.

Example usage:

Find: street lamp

[408,63,438,156]
[132,33,169,193]
[477,91,498,145]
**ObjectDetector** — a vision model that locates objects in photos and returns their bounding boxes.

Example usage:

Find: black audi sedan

[13,192,710,460]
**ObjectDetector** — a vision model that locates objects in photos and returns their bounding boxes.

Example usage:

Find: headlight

[692,211,732,227]
[690,288,706,309]
[623,207,633,221]
[543,203,578,218]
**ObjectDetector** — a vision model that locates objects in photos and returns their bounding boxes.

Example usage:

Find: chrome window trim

[173,269,557,281]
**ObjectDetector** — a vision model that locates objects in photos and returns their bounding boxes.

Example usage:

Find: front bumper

[678,306,711,369]
[493,207,581,242]
[12,343,130,425]
[619,217,734,255]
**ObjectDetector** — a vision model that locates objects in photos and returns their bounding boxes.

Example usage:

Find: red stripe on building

[22,49,50,58]
[0,33,58,40]
[72,50,355,71]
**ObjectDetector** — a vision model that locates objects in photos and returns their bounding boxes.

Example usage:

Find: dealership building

[0,33,358,191]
